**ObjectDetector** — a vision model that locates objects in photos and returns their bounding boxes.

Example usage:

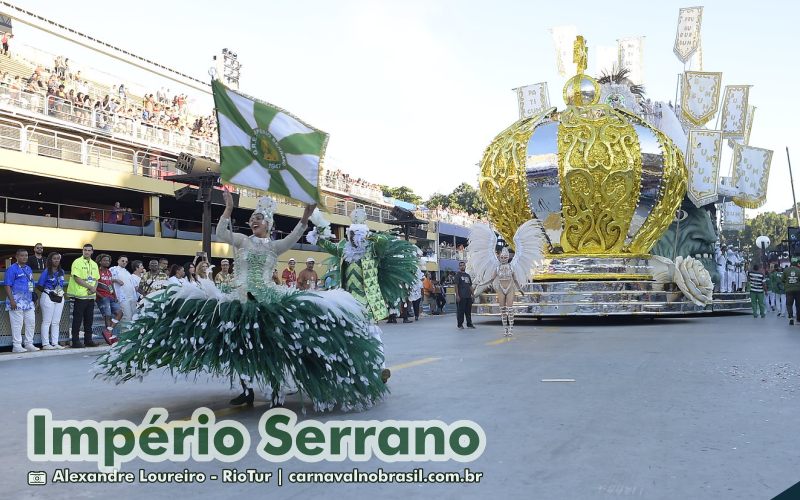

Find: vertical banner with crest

[685,130,723,207]
[681,71,722,126]
[514,83,550,120]
[617,37,644,85]
[550,25,578,77]
[721,201,745,231]
[732,144,773,209]
[720,85,751,138]
[674,6,703,63]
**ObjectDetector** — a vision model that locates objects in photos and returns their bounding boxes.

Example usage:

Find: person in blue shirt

[36,252,67,350]
[4,248,37,353]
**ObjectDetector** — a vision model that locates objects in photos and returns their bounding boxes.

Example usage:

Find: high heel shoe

[230,388,254,406]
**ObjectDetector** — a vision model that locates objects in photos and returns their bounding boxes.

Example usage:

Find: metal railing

[321,195,394,224]
[0,195,158,233]
[0,86,219,159]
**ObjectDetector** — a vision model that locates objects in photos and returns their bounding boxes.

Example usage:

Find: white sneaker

[42,344,56,350]
[12,345,25,353]
[53,344,65,349]
[24,344,40,352]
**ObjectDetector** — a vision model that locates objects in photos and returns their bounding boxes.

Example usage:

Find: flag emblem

[212,79,327,204]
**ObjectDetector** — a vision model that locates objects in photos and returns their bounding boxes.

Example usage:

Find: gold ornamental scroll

[557,105,641,254]
[479,108,554,248]
[617,109,688,254]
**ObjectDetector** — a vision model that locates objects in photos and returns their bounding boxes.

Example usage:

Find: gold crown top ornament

[479,35,687,258]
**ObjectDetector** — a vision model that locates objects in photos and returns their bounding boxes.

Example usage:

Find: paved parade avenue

[3,312,800,499]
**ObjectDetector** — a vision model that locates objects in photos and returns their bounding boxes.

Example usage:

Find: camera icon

[28,471,47,485]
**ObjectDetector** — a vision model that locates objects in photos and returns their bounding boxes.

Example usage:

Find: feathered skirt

[94,281,388,412]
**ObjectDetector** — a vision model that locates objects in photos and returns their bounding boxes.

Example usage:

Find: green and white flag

[212,79,327,204]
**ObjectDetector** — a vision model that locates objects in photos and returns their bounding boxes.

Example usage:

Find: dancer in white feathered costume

[469,219,545,336]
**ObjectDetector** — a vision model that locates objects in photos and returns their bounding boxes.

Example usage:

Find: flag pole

[788,147,800,227]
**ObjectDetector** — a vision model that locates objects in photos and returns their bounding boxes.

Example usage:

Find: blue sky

[12,0,799,214]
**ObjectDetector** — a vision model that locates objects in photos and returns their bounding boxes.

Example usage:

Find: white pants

[716,266,726,292]
[767,291,776,309]
[119,299,137,324]
[721,269,731,292]
[776,294,786,315]
[40,293,65,346]
[9,307,36,347]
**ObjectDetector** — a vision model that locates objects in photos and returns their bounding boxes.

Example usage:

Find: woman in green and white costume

[309,208,420,382]
[96,191,388,412]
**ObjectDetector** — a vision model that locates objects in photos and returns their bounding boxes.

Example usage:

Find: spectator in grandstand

[214,259,234,289]
[78,78,88,96]
[110,255,137,324]
[183,261,200,287]
[130,260,144,303]
[297,257,318,291]
[140,259,167,295]
[29,242,46,271]
[108,202,124,224]
[67,243,99,348]
[118,84,126,101]
[9,75,20,101]
[282,258,298,287]
[166,264,185,286]
[423,272,437,314]
[37,251,66,349]
[1,32,9,56]
[272,268,281,285]
[159,257,169,273]
[4,248,37,353]
[96,253,123,342]
[196,260,211,280]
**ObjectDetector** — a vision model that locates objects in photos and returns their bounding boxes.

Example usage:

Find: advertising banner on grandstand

[212,79,327,204]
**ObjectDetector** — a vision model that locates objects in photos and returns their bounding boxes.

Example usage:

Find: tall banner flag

[674,6,703,63]
[681,71,722,126]
[721,201,745,231]
[617,36,644,85]
[212,79,327,204]
[550,25,578,77]
[685,130,723,207]
[687,36,703,71]
[731,143,773,209]
[514,82,550,119]
[720,85,751,138]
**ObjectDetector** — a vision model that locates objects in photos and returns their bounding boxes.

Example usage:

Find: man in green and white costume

[309,208,420,383]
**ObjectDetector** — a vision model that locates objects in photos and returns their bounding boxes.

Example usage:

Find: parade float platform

[473,283,751,317]
[471,256,751,317]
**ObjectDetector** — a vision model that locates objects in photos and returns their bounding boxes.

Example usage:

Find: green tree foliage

[722,211,791,250]
[423,183,487,217]
[380,185,423,205]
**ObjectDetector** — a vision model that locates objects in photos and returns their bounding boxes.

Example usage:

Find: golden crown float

[474,18,766,317]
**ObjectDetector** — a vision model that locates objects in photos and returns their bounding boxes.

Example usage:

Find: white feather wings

[467,219,545,286]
